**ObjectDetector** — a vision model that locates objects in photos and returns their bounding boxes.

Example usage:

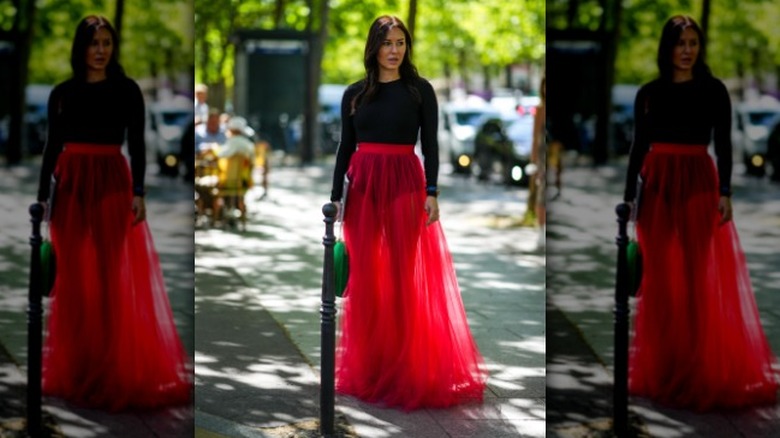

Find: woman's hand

[39,201,49,220]
[132,196,146,225]
[425,196,439,226]
[333,201,342,222]
[718,196,732,225]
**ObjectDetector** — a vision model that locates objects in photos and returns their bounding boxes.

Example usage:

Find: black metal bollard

[613,203,631,437]
[320,203,338,437]
[27,203,44,437]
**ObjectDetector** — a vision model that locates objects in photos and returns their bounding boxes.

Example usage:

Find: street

[194,157,546,437]
[546,153,780,437]
[0,157,194,437]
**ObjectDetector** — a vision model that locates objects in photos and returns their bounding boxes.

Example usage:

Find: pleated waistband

[357,143,415,154]
[649,143,708,155]
[63,143,122,155]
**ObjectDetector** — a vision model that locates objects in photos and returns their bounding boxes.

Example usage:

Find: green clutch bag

[626,239,642,297]
[334,240,349,298]
[40,239,56,297]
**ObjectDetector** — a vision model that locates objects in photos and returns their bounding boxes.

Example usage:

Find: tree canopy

[195,0,545,96]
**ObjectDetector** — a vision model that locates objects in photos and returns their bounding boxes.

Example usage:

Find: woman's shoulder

[346,79,365,93]
[114,75,142,94]
[702,76,728,94]
[637,79,662,95]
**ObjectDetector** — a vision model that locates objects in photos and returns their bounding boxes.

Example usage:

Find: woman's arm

[712,79,733,198]
[623,85,651,202]
[419,79,439,197]
[37,85,65,203]
[330,85,358,202]
[126,78,147,197]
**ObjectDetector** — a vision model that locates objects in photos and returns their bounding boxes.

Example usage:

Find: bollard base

[0,413,64,438]
[259,414,357,438]
[549,413,649,438]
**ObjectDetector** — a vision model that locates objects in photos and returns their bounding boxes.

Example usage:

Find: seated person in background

[218,116,255,161]
[195,109,226,153]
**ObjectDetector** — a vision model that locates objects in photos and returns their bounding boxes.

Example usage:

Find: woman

[37,16,191,411]
[624,15,778,411]
[330,15,487,410]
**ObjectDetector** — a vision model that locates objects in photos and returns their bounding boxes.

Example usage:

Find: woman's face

[376,27,406,74]
[672,27,699,73]
[86,27,113,73]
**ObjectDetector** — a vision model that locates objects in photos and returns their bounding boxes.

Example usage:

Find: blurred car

[733,96,780,176]
[319,84,347,154]
[439,103,501,174]
[26,84,54,154]
[765,113,780,181]
[610,84,640,155]
[147,100,193,176]
[473,114,533,186]
[516,96,541,117]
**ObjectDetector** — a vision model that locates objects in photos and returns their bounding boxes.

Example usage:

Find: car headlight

[511,165,523,181]
[746,125,768,142]
[453,125,475,142]
[160,126,181,142]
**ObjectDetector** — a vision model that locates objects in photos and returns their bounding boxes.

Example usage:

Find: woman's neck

[672,68,694,83]
[86,69,108,83]
[378,68,401,83]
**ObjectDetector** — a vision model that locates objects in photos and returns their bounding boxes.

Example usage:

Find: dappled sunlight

[195,166,544,435]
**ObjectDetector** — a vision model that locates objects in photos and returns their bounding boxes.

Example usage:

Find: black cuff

[133,186,146,197]
[719,186,731,197]
[426,185,439,197]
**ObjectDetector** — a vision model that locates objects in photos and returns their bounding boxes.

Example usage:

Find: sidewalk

[194,162,545,437]
[545,153,780,437]
[0,159,194,437]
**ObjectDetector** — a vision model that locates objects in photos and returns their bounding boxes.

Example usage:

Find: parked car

[147,100,193,176]
[26,84,54,154]
[610,84,640,155]
[733,97,780,176]
[766,113,780,181]
[439,103,501,174]
[473,114,533,186]
[319,84,347,154]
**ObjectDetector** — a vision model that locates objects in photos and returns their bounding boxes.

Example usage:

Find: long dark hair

[351,15,421,114]
[656,15,711,81]
[70,15,125,81]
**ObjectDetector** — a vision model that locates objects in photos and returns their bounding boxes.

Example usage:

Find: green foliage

[195,0,545,92]
[549,0,780,86]
[21,0,193,86]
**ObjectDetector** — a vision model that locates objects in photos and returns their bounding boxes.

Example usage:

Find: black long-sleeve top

[37,76,146,202]
[330,77,439,201]
[623,76,733,201]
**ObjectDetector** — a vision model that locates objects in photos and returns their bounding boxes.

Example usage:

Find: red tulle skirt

[630,143,778,411]
[336,143,487,410]
[43,143,191,411]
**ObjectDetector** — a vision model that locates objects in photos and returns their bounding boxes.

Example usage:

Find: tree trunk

[592,0,622,165]
[407,0,418,39]
[483,64,491,98]
[700,0,711,44]
[6,0,37,164]
[274,0,287,29]
[114,0,125,58]
[302,0,330,164]
[443,62,452,101]
[567,0,580,29]
[459,49,471,94]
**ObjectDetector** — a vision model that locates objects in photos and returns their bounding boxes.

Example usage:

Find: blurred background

[194,0,545,185]
[0,3,195,435]
[545,2,780,435]
[0,0,194,174]
[547,0,780,179]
